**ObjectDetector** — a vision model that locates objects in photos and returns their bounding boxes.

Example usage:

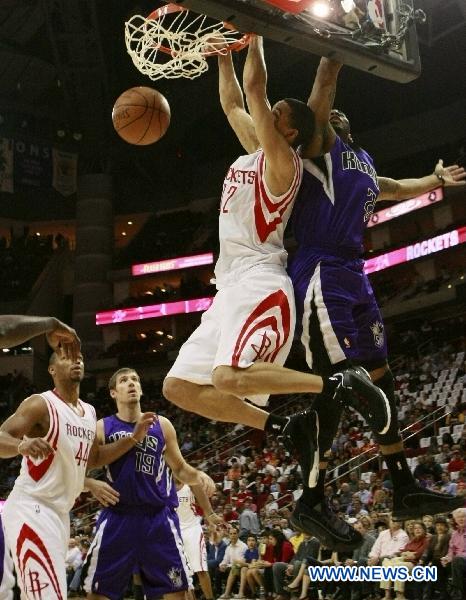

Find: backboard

[172,0,423,82]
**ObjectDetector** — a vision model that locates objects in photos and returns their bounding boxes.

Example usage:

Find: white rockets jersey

[12,390,96,514]
[176,484,200,530]
[214,148,303,287]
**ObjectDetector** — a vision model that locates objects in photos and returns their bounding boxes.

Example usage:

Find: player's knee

[163,377,185,406]
[212,366,239,395]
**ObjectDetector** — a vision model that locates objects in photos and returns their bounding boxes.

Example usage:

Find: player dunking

[287,57,466,550]
[0,351,154,599]
[164,36,390,502]
[83,368,215,600]
[176,478,220,600]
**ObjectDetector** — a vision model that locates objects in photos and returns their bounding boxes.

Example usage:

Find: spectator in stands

[422,514,435,535]
[207,525,228,597]
[273,533,319,599]
[348,471,359,493]
[265,494,279,517]
[448,449,465,473]
[371,488,389,513]
[380,521,429,600]
[346,496,368,519]
[336,482,353,511]
[356,480,371,506]
[438,443,452,464]
[223,503,239,523]
[456,470,466,495]
[236,535,260,599]
[239,500,261,540]
[404,519,416,540]
[68,538,90,596]
[425,454,444,482]
[439,471,457,495]
[440,507,466,600]
[342,520,376,600]
[66,537,83,586]
[259,530,294,598]
[420,515,451,600]
[236,481,254,509]
[367,518,409,566]
[279,519,294,540]
[218,525,248,598]
[413,455,430,480]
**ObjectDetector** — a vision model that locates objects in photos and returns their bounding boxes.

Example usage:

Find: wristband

[17,440,24,454]
[435,172,445,185]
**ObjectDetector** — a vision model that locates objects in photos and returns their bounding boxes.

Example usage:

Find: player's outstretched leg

[286,365,392,552]
[369,367,464,519]
[281,409,320,488]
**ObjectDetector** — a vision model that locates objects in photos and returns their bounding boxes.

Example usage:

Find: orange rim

[146,3,250,56]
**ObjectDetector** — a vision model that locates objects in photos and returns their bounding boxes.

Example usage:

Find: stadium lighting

[310,1,331,18]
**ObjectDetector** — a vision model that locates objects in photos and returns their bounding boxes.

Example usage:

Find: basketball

[112,86,171,145]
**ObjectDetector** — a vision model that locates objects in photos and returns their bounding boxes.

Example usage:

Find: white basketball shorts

[180,523,207,574]
[165,265,295,406]
[2,494,69,600]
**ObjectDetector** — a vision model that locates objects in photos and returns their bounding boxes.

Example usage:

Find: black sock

[301,469,327,507]
[264,413,287,434]
[384,451,415,489]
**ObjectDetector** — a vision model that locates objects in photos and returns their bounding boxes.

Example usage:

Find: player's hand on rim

[88,479,120,507]
[18,436,54,460]
[204,31,230,54]
[46,318,81,361]
[133,412,157,442]
[434,158,466,186]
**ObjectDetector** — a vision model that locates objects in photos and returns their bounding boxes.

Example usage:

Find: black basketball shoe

[332,366,391,435]
[290,498,363,552]
[392,483,465,519]
[282,410,319,488]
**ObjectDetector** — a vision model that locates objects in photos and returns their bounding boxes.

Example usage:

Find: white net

[125,6,249,80]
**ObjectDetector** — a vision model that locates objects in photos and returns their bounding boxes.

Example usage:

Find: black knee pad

[372,369,402,446]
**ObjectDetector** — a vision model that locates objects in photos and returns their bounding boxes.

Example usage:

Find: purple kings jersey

[290,135,379,268]
[103,415,178,511]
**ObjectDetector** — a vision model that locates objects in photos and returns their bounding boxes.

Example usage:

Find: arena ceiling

[0,0,465,219]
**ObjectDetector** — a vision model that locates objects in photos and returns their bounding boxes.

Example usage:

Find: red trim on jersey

[254,150,301,243]
[16,523,63,599]
[232,289,291,367]
[26,398,59,482]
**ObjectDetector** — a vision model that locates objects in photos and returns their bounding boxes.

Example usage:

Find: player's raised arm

[377,159,466,201]
[0,315,80,360]
[217,40,259,153]
[242,35,300,197]
[87,411,156,469]
[301,57,343,158]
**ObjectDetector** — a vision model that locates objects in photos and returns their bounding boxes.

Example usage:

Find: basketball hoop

[125,3,250,80]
